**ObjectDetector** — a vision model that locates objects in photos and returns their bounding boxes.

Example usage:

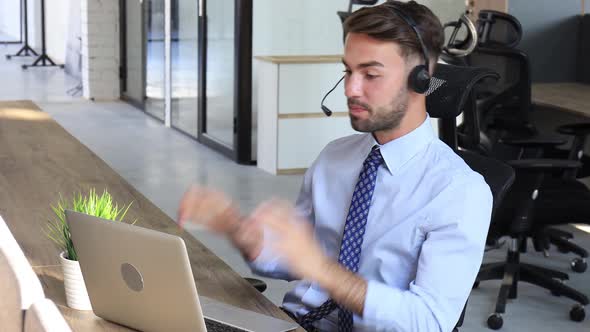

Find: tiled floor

[1,42,589,331]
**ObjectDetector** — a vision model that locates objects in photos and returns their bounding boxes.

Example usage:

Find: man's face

[343,32,411,133]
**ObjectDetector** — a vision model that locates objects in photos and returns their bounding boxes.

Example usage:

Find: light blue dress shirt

[250,116,493,332]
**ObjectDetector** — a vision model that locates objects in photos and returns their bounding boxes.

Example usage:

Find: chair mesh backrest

[426,69,462,119]
[477,10,523,48]
[426,65,514,219]
[467,51,522,98]
[462,46,533,145]
[426,63,498,119]
[427,63,499,152]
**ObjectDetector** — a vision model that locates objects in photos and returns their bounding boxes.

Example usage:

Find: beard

[348,86,409,133]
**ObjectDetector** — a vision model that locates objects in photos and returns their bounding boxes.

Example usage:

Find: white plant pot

[59,251,93,311]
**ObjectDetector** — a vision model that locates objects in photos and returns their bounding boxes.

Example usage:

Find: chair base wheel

[487,313,503,330]
[571,258,587,273]
[570,304,585,322]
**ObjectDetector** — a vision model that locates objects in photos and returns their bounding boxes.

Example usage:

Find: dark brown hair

[343,1,444,69]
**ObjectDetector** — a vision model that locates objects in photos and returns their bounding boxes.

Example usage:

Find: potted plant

[45,188,136,310]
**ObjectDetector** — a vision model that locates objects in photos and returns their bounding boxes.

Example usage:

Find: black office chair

[441,59,590,330]
[436,49,590,329]
[451,10,590,273]
[474,157,589,329]
[471,10,590,174]
[426,63,516,331]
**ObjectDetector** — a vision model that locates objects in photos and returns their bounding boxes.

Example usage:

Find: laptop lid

[65,210,298,332]
[66,210,207,331]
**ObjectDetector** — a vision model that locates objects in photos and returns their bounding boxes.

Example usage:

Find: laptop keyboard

[204,318,249,332]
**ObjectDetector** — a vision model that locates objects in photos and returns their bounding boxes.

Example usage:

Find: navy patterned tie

[299,146,383,332]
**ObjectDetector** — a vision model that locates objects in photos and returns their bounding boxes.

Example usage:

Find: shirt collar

[364,115,436,174]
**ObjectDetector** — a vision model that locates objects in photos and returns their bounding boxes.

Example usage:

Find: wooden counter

[0,100,299,331]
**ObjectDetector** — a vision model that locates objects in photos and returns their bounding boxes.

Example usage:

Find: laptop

[65,210,299,332]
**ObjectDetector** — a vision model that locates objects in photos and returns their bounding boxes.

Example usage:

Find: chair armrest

[557,123,590,137]
[506,158,582,170]
[499,135,566,148]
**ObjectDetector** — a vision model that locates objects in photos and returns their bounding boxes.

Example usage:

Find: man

[178,1,493,331]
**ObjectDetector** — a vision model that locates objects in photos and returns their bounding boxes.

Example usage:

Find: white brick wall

[81,0,120,100]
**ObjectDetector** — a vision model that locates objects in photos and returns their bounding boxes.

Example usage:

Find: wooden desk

[0,100,299,331]
[532,82,590,117]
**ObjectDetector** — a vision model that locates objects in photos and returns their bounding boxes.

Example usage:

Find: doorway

[120,0,253,164]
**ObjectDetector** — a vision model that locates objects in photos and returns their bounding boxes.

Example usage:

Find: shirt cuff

[248,241,279,269]
[247,231,293,280]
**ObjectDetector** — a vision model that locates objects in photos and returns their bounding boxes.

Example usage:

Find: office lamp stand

[6,0,37,58]
[23,0,63,69]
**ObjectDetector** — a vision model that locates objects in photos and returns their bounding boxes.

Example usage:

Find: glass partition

[204,0,235,147]
[145,0,166,120]
[171,0,200,137]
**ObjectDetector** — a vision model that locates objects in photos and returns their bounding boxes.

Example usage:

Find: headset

[321,2,431,116]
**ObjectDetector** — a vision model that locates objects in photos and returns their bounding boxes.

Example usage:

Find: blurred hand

[177,186,240,236]
[177,185,264,260]
[249,200,329,281]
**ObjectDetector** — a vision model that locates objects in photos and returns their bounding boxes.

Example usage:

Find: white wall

[26,0,41,52]
[253,0,345,56]
[0,0,21,39]
[81,0,120,100]
[45,0,71,64]
[252,0,466,56]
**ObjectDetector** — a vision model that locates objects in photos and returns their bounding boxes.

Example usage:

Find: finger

[177,187,192,223]
[179,187,222,227]
[178,186,205,227]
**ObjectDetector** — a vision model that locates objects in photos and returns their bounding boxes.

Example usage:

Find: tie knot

[365,146,384,167]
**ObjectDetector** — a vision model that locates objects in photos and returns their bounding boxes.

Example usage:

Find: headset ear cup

[408,65,431,94]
